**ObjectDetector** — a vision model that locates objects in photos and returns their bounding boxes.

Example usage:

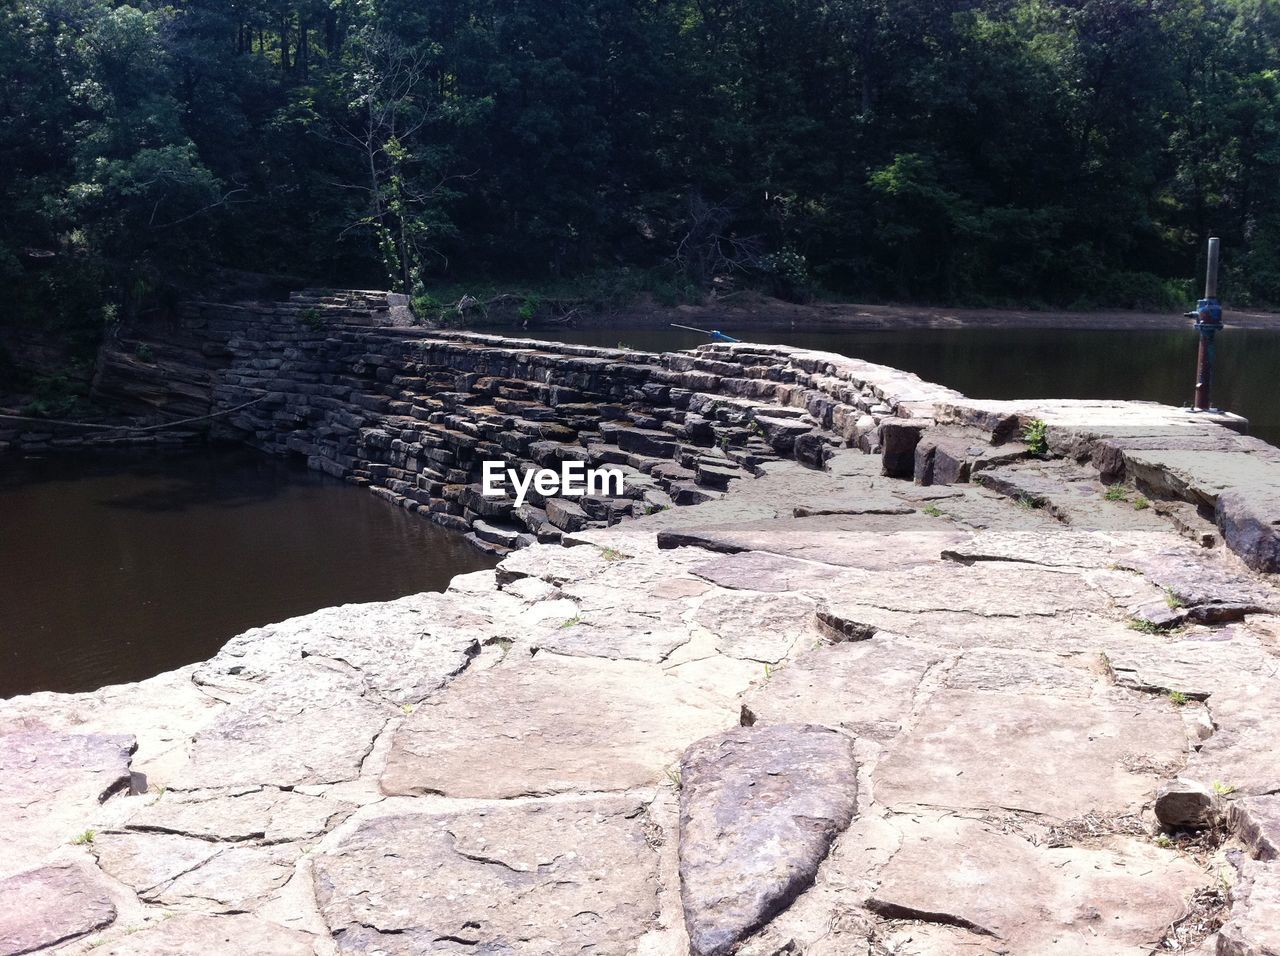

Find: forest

[4,0,1280,352]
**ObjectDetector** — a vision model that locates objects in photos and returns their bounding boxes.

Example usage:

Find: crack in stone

[866,898,1001,939]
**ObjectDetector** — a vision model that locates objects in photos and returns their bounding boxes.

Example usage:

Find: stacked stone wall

[90,291,960,554]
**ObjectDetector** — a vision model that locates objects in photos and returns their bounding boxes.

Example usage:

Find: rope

[0,395,270,433]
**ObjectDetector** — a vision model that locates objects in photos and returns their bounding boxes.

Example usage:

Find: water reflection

[0,447,497,696]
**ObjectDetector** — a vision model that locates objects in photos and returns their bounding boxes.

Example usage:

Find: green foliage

[1168,690,1189,707]
[1133,496,1151,511]
[298,308,325,332]
[517,295,542,322]
[8,0,1280,358]
[1128,618,1162,634]
[1104,486,1129,503]
[70,829,96,846]
[22,371,86,418]
[1212,781,1237,796]
[922,504,944,517]
[1023,419,1049,455]
[134,343,154,363]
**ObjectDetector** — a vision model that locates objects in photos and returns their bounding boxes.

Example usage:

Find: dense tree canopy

[4,0,1280,345]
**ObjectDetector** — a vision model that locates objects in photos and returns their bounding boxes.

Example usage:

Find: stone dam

[3,289,1280,954]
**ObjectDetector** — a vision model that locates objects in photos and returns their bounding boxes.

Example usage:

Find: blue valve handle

[1190,297,1223,328]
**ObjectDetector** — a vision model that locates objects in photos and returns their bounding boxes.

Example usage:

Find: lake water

[0,447,497,697]
[536,325,1280,447]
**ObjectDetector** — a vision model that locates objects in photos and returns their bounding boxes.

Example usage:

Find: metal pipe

[1205,236,1220,299]
[1190,236,1223,412]
[1193,330,1215,411]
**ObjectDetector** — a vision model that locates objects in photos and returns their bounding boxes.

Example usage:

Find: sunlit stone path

[3,340,1280,955]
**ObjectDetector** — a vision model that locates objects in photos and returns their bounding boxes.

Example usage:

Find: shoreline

[505,297,1280,333]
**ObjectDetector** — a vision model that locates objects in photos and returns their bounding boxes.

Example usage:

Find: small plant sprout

[763,663,774,679]
[560,615,582,629]
[401,703,415,715]
[1168,690,1189,707]
[1165,589,1186,609]
[1128,618,1161,634]
[1154,833,1174,849]
[1133,496,1151,510]
[1104,485,1129,502]
[298,306,325,331]
[665,767,682,790]
[71,829,96,846]
[1023,418,1049,455]
[1097,651,1115,682]
[922,504,944,517]
[599,546,626,562]
[1212,781,1237,796]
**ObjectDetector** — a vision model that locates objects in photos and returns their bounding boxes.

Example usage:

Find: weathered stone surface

[692,591,818,663]
[1231,796,1280,860]
[93,830,223,896]
[315,798,660,954]
[94,828,300,911]
[679,724,857,956]
[532,616,691,662]
[15,330,1280,953]
[868,818,1204,952]
[1154,778,1217,829]
[661,513,962,570]
[0,667,219,793]
[1220,858,1280,956]
[691,550,839,593]
[742,636,942,741]
[878,417,929,477]
[91,913,317,955]
[382,653,735,798]
[181,668,392,789]
[1218,487,1280,573]
[193,593,486,705]
[545,496,591,532]
[126,786,354,843]
[152,842,299,910]
[0,731,135,877]
[875,689,1187,818]
[0,863,116,954]
[1117,547,1279,622]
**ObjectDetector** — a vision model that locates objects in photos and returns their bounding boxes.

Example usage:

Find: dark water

[537,325,1280,448]
[0,448,497,697]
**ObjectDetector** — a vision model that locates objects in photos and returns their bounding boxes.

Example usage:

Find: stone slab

[90,913,317,955]
[868,818,1204,952]
[875,689,1187,818]
[0,731,135,878]
[679,724,857,956]
[381,654,736,798]
[0,863,116,954]
[180,669,392,790]
[314,798,660,954]
[742,636,943,741]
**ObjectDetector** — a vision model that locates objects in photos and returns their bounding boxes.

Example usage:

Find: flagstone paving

[4,408,1280,954]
